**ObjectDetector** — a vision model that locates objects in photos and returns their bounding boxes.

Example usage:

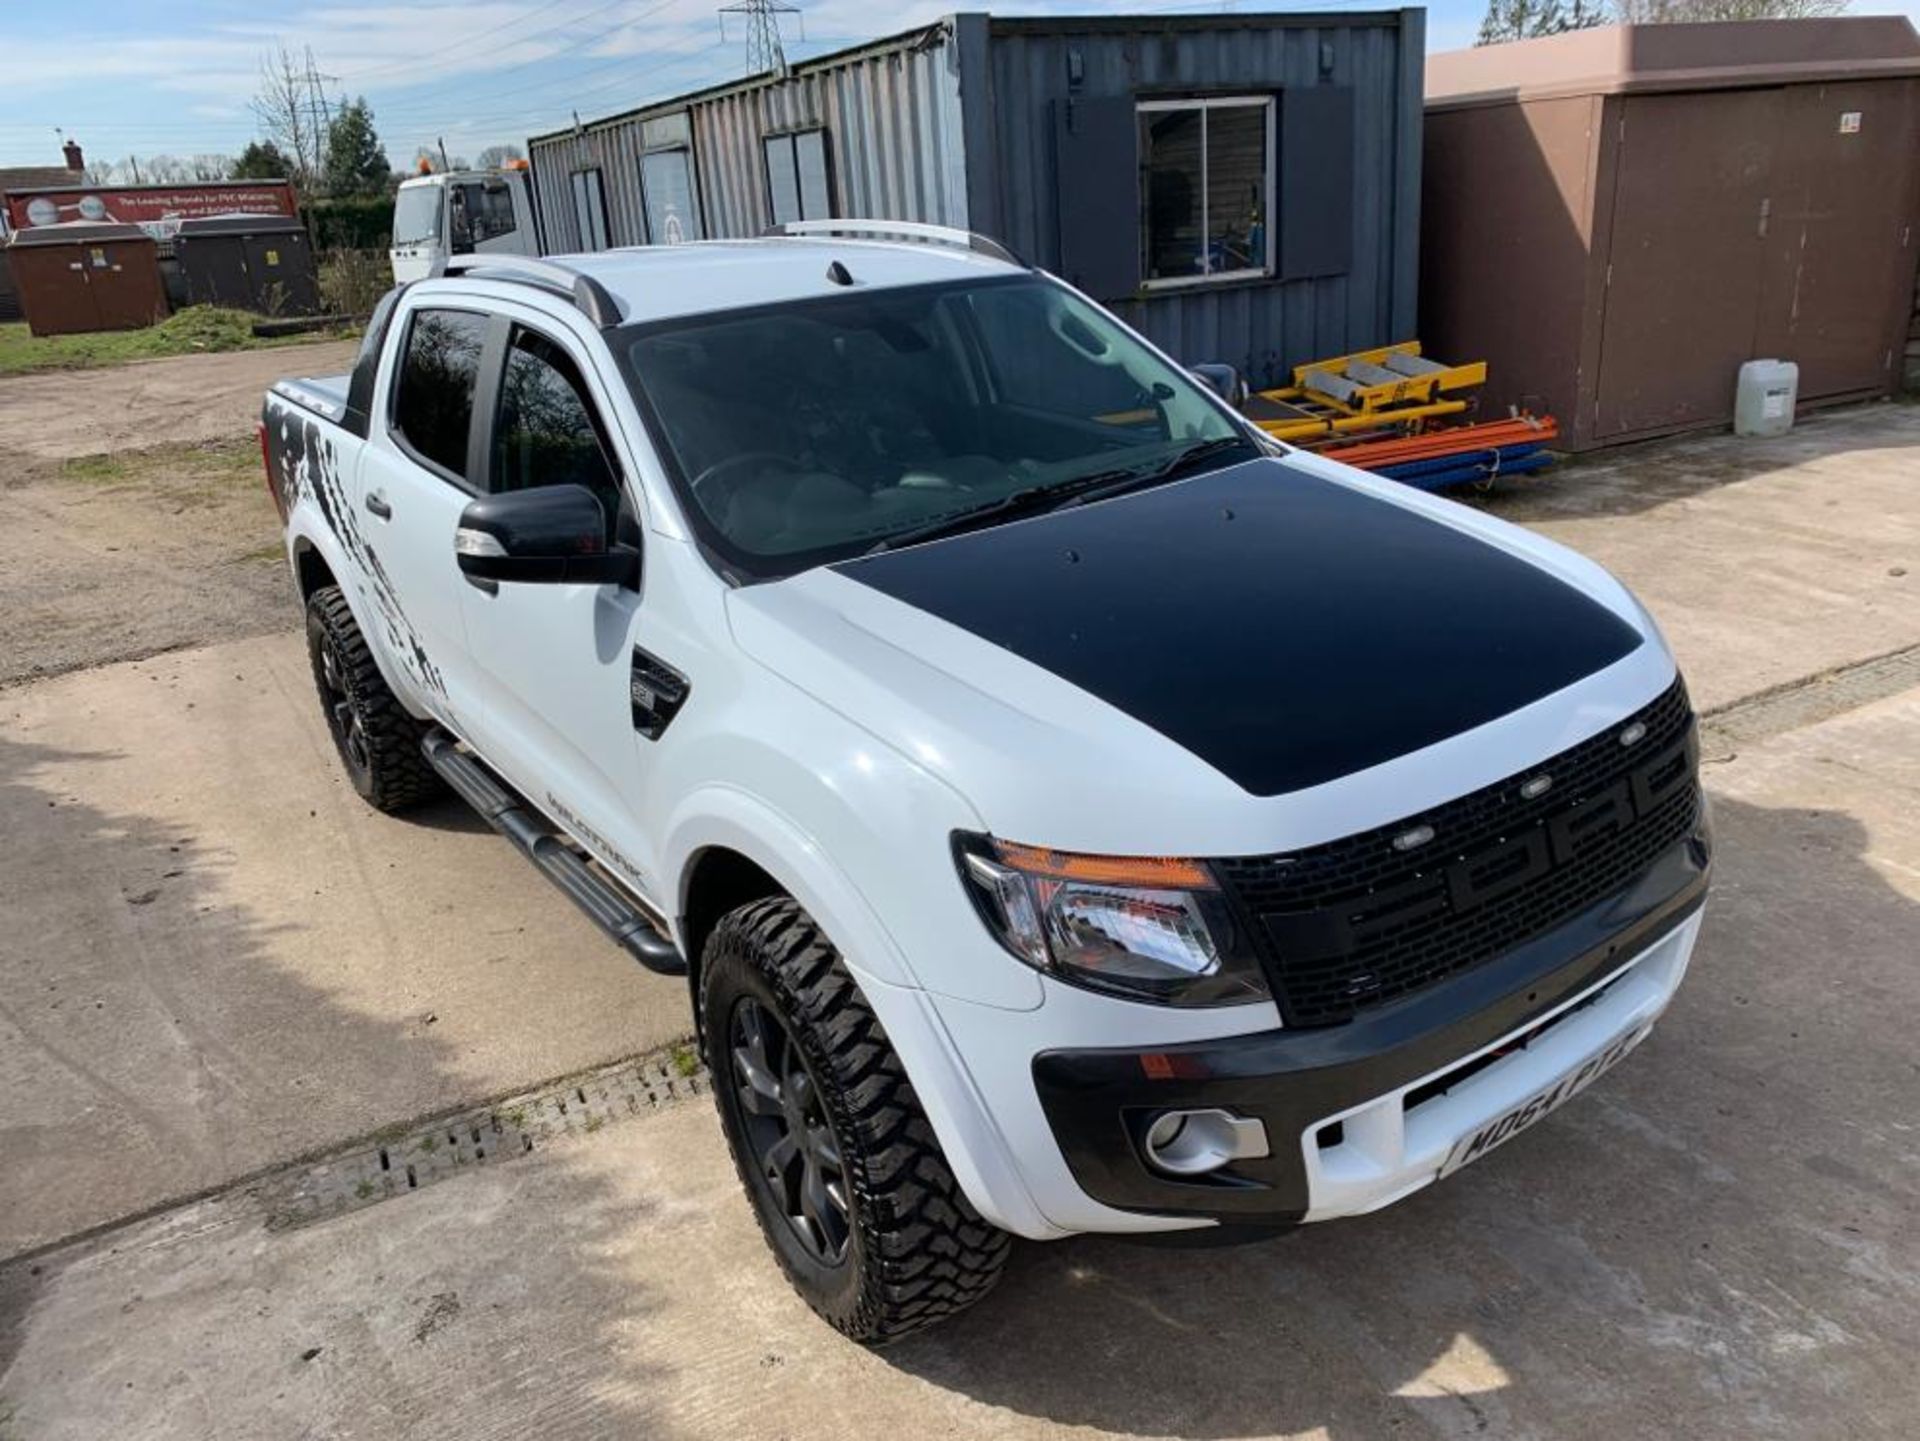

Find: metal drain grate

[1701,643,1920,755]
[261,1046,709,1230]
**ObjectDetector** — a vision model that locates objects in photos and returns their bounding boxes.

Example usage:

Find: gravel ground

[0,342,352,685]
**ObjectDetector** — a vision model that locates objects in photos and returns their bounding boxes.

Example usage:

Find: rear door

[455,307,667,907]
[355,301,492,733]
[1754,79,1920,401]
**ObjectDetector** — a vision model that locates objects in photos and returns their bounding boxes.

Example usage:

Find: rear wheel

[701,897,1011,1343]
[305,585,439,813]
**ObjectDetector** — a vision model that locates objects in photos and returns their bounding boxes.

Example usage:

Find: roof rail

[760,219,1027,268]
[430,253,625,328]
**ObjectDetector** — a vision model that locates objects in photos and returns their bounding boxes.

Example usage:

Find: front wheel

[701,897,1011,1344]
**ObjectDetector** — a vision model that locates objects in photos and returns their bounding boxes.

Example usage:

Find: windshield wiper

[863,435,1256,557]
[864,473,1117,554]
[1051,435,1256,509]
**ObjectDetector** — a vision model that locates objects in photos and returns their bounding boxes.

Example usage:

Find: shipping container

[528,9,1424,386]
[1423,18,1920,450]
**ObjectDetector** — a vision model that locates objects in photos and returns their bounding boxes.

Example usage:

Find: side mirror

[1189,362,1248,409]
[455,485,638,587]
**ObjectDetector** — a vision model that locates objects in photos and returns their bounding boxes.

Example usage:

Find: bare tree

[477,144,525,169]
[1613,0,1848,18]
[251,43,324,189]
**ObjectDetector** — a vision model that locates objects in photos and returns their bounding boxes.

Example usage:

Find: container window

[640,149,703,244]
[764,130,834,226]
[1137,96,1272,288]
[393,308,487,483]
[570,168,609,251]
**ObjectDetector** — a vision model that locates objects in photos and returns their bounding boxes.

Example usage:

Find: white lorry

[263,222,1710,1343]
[389,167,540,284]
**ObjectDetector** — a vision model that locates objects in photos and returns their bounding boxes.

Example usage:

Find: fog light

[1141,1108,1270,1176]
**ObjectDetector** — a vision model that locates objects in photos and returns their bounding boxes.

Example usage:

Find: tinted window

[493,330,622,535]
[620,276,1246,576]
[394,308,486,480]
[453,182,518,246]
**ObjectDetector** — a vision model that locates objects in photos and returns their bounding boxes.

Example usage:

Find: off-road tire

[305,585,439,813]
[702,897,1012,1344]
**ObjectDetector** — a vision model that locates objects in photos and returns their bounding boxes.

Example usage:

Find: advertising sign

[2,181,299,239]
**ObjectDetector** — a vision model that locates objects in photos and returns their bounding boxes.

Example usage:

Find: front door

[455,313,668,910]
[354,302,492,735]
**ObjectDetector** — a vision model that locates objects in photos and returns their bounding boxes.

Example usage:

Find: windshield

[392,186,442,246]
[620,275,1251,578]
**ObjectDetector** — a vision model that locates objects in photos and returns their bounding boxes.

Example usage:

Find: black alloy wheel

[316,626,372,779]
[727,995,852,1266]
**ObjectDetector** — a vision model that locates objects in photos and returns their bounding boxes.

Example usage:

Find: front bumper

[1028,827,1709,1228]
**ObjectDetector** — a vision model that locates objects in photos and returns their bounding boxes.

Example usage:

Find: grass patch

[58,453,130,483]
[54,436,263,496]
[0,306,352,377]
[670,1044,701,1079]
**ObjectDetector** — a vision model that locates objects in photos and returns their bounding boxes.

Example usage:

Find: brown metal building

[4,222,168,337]
[1423,18,1920,450]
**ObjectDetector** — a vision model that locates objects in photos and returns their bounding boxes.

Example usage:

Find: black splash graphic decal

[268,398,448,701]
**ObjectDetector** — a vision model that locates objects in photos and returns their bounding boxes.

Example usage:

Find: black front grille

[1214,679,1700,1028]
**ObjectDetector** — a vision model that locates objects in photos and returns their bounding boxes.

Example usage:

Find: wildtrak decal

[546,791,653,897]
[267,398,448,702]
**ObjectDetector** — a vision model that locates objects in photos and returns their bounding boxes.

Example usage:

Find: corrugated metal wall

[968,13,1424,388]
[526,11,1422,385]
[528,27,967,253]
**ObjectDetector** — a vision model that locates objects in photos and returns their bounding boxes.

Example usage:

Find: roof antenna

[826,260,854,287]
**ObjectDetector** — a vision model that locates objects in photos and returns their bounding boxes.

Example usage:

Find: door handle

[364,491,392,520]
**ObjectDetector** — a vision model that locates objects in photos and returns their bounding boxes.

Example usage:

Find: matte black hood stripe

[835,462,1642,797]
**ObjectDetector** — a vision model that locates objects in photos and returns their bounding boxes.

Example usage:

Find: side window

[393,308,487,481]
[492,328,623,536]
[456,182,519,244]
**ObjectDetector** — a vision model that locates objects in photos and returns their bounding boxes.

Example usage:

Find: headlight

[955,835,1270,1007]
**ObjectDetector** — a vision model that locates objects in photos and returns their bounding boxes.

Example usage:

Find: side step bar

[421,731,686,977]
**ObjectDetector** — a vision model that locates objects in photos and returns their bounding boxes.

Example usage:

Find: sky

[3,0,1919,171]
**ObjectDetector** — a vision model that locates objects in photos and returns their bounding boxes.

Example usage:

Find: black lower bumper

[1031,828,1711,1226]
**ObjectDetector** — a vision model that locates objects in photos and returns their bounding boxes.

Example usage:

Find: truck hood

[725,457,1670,856]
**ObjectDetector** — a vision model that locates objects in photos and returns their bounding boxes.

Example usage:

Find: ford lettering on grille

[1214,681,1701,1027]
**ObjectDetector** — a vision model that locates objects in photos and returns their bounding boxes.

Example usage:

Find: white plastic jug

[1735,359,1798,438]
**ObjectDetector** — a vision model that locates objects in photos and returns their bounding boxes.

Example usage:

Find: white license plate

[1437,1027,1646,1179]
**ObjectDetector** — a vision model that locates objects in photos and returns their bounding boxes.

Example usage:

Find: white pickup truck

[262,222,1710,1343]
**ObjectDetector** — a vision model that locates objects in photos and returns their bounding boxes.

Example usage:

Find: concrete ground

[0,635,690,1260]
[3,683,1917,1439]
[1,360,1917,1438]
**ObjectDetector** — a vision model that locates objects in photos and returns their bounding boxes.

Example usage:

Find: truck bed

[270,374,352,424]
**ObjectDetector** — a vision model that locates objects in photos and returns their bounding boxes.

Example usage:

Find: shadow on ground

[0,730,691,1438]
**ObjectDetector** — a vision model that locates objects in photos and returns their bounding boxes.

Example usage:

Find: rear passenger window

[493,329,622,533]
[394,308,487,481]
